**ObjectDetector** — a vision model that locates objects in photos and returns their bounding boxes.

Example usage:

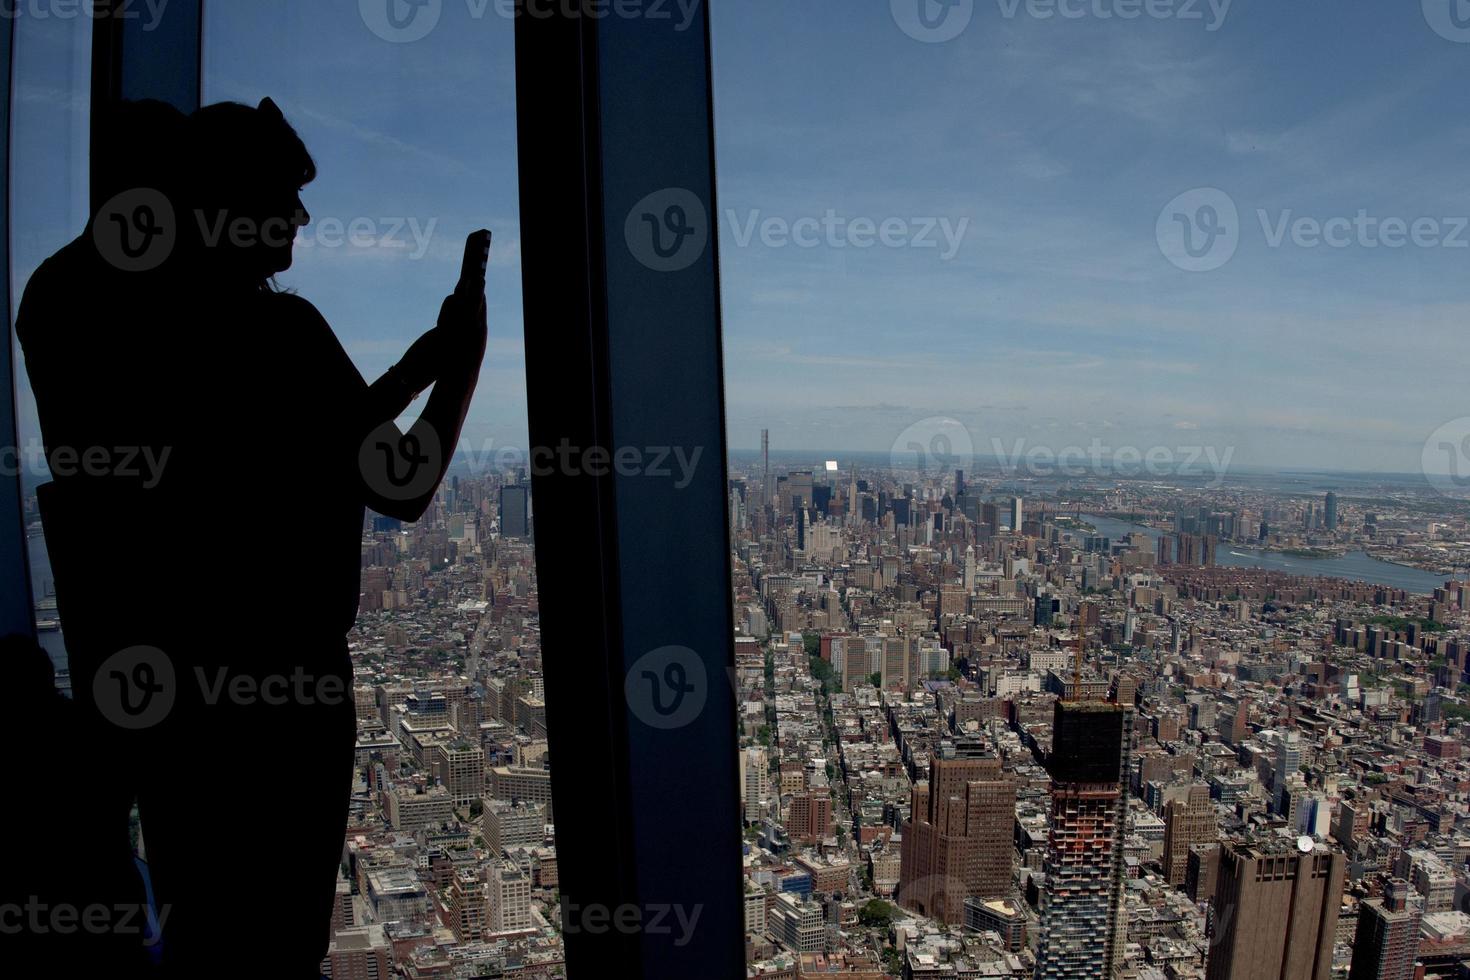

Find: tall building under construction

[1033,698,1133,980]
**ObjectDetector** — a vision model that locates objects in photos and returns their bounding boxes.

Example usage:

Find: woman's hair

[186,98,317,289]
[189,98,316,195]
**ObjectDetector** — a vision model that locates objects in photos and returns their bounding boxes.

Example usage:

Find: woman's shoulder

[259,288,365,385]
[261,288,329,325]
[16,237,105,344]
[21,237,97,302]
[259,288,341,349]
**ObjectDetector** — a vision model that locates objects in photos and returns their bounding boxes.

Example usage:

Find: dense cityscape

[727,444,1470,980]
[13,0,1470,975]
[26,434,1470,979]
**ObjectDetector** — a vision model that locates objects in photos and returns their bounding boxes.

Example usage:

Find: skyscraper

[1033,700,1132,980]
[811,483,831,515]
[1177,533,1198,566]
[788,470,814,512]
[1324,491,1338,531]
[1274,732,1301,815]
[488,859,532,932]
[499,484,530,539]
[1162,784,1215,886]
[898,752,1016,926]
[787,789,831,845]
[1010,496,1024,533]
[1348,879,1421,980]
[741,747,771,824]
[1334,798,1369,856]
[1206,838,1345,980]
[1156,534,1172,566]
[762,429,770,509]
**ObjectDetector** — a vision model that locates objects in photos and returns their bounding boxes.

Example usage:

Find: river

[1083,515,1447,595]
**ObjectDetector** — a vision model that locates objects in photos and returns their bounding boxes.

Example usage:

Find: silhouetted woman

[17,98,486,977]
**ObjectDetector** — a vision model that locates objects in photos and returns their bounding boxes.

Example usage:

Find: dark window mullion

[1,10,29,638]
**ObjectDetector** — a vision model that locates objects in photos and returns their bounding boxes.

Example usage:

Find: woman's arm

[359,290,487,522]
[363,321,454,425]
[366,232,491,428]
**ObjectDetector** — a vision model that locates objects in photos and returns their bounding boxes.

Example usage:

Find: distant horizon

[433,446,1453,483]
[723,448,1423,478]
[11,5,1470,487]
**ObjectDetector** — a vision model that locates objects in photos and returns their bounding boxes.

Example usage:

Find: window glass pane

[712,5,1470,976]
[204,2,551,972]
[11,6,92,687]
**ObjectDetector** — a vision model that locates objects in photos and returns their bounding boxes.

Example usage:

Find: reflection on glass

[11,8,92,687]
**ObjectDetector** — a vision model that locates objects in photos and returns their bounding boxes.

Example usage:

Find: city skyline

[13,4,1470,476]
[8,3,1470,977]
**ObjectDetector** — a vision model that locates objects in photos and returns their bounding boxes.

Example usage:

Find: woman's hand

[393,292,486,393]
[362,288,487,521]
[436,290,488,371]
[394,327,446,394]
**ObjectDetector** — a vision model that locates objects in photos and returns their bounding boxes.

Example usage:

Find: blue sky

[711,0,1470,474]
[10,0,1470,474]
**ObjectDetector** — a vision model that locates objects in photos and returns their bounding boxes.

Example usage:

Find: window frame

[512,6,744,977]
[1,2,744,973]
[0,8,26,639]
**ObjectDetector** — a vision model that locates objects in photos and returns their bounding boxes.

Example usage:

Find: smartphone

[456,229,492,297]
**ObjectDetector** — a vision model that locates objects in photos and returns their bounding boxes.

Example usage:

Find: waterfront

[27,529,66,674]
[1084,515,1448,595]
